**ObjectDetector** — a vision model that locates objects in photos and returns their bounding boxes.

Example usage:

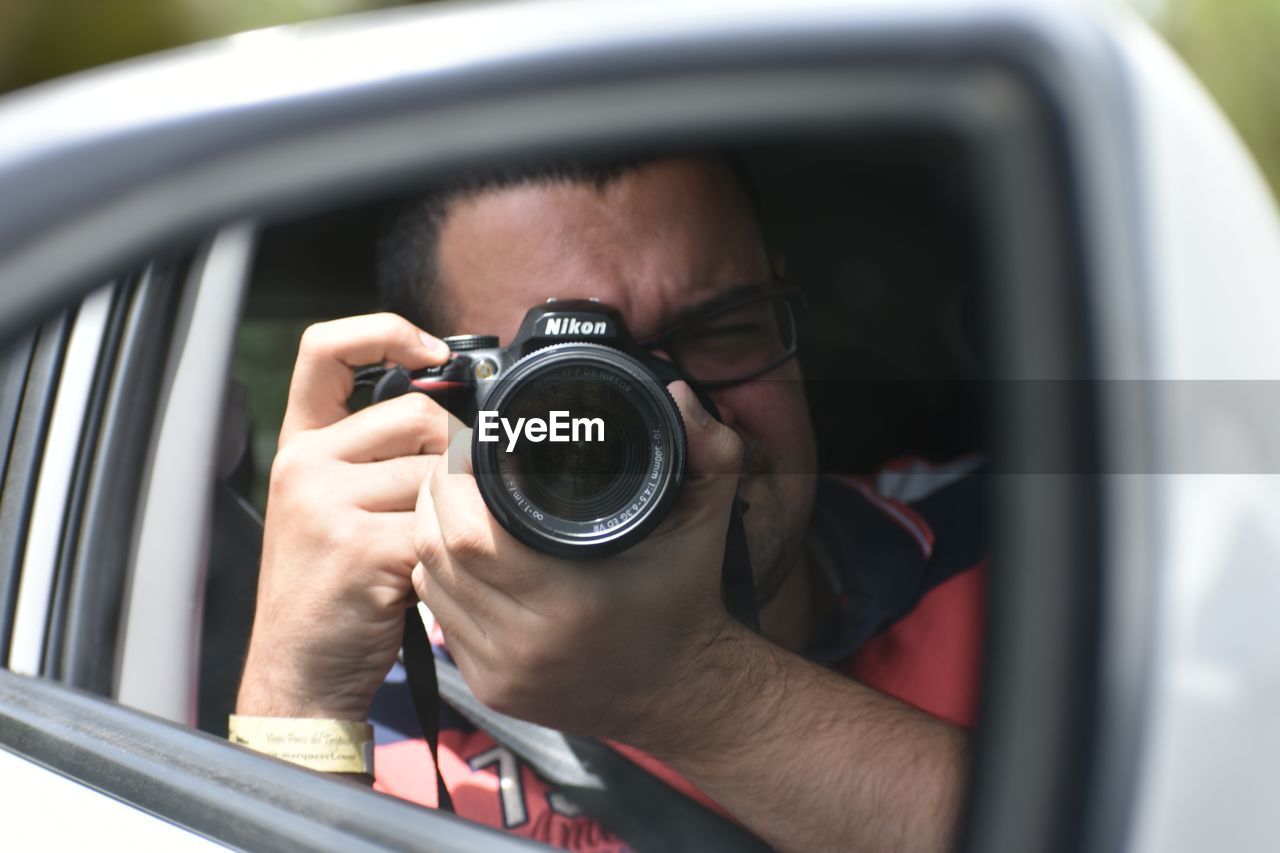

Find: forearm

[654,626,969,853]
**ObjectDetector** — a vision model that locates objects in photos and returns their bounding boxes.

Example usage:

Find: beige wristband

[228,715,374,775]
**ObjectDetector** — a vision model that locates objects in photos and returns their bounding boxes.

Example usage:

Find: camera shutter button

[443,334,499,352]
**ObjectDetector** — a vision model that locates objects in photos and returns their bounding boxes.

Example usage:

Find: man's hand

[412,381,748,750]
[237,314,457,721]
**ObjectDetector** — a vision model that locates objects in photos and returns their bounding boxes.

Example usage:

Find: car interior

[197,135,992,753]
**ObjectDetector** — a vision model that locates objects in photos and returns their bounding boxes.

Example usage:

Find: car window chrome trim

[43,283,132,677]
[0,333,37,491]
[0,320,69,661]
[116,228,253,722]
[56,258,191,694]
[9,287,113,676]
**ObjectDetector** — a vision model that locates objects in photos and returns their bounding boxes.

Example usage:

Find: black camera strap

[401,607,454,813]
[721,500,759,632]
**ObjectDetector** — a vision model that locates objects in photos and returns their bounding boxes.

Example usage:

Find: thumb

[669,381,744,489]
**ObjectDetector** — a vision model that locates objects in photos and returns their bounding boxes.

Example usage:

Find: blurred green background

[0,0,1276,193]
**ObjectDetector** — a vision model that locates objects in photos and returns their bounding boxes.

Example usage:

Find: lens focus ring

[471,343,686,559]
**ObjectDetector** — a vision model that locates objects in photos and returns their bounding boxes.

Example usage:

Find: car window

[206,139,992,850]
[0,1,1211,848]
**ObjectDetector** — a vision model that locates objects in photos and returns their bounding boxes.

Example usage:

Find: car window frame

[0,3,1147,851]
[0,313,72,665]
[0,665,543,852]
[54,257,192,692]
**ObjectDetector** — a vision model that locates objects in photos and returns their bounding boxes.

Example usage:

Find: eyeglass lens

[666,296,796,385]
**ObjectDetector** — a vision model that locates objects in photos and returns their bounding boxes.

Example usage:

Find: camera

[372,299,688,558]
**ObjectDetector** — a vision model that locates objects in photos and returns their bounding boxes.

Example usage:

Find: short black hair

[374,152,763,333]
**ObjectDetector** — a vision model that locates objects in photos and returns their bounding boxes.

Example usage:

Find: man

[235,155,983,852]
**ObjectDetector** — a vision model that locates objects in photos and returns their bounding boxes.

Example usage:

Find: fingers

[410,563,488,661]
[281,313,451,442]
[318,392,463,463]
[413,536,525,657]
[666,381,744,533]
[669,381,744,478]
[350,510,421,574]
[416,430,534,603]
[425,429,493,547]
[419,430,504,584]
[349,456,438,512]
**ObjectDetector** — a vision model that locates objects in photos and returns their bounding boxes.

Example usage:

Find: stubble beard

[737,437,815,609]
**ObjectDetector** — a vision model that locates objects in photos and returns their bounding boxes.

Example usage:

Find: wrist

[237,642,372,721]
[228,714,375,775]
[632,619,787,765]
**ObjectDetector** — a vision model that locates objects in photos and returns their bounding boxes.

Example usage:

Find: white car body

[0,0,1276,850]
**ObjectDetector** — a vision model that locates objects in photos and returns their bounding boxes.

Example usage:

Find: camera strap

[721,499,759,632]
[400,604,771,852]
[401,607,454,813]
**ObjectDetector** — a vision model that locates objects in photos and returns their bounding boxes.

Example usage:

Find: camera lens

[472,344,685,558]
[503,371,647,521]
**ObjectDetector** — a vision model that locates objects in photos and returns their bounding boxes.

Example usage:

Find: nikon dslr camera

[372,299,689,558]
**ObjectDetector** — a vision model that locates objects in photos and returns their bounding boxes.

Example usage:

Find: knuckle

[297,321,336,355]
[720,427,746,469]
[324,514,366,556]
[380,391,443,433]
[475,670,527,717]
[402,390,434,412]
[267,444,310,495]
[722,423,745,453]
[373,311,415,332]
[442,522,488,561]
[470,677,502,711]
[362,312,418,345]
[414,528,446,568]
[401,391,440,423]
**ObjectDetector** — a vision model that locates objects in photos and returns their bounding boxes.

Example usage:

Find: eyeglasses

[637,285,804,389]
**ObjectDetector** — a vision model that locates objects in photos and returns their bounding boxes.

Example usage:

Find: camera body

[373,299,688,558]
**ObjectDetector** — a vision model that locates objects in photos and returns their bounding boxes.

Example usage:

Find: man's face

[434,156,818,597]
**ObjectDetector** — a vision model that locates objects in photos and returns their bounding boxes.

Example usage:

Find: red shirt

[371,458,985,850]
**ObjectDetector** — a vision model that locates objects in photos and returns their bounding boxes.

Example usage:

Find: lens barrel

[471,343,686,558]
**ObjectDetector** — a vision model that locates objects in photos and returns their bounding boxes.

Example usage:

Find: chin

[740,471,816,604]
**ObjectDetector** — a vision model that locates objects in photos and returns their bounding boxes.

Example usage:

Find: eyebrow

[663,281,774,329]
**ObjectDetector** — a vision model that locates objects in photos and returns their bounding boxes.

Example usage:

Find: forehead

[434,156,769,341]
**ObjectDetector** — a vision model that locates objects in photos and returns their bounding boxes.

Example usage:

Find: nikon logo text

[542,317,608,336]
[477,410,605,451]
